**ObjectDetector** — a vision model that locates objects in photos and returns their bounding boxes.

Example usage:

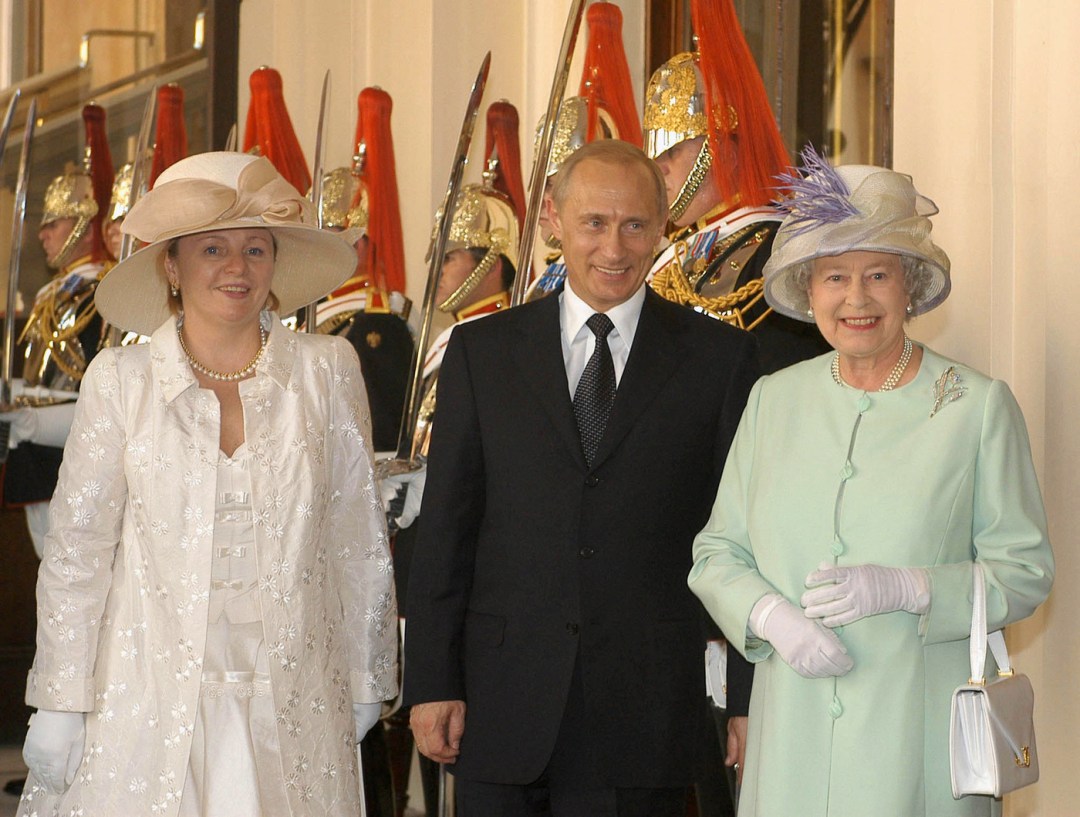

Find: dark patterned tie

[573,313,616,467]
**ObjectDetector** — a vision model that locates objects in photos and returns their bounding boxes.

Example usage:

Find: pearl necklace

[178,324,268,382]
[832,335,913,392]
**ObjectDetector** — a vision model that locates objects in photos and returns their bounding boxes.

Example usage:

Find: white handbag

[949,563,1039,798]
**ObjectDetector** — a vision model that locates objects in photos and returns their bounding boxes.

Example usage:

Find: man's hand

[726,715,747,786]
[410,700,466,763]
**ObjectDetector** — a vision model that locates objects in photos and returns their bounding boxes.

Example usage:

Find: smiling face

[164,228,275,332]
[551,156,665,313]
[807,250,911,365]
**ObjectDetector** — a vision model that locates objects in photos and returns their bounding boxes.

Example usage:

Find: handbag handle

[969,562,1013,684]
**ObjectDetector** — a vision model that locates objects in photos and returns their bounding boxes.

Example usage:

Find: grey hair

[793,253,935,320]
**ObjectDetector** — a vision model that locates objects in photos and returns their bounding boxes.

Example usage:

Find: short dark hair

[550,140,667,222]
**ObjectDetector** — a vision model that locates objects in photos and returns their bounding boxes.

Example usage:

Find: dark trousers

[454,659,687,817]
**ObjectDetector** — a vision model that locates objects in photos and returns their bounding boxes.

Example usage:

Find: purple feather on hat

[773,145,859,235]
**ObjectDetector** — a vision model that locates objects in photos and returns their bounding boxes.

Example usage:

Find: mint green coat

[689,346,1053,817]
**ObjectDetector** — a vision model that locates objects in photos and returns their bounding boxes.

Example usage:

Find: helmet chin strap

[437,245,501,314]
[668,139,713,223]
[47,216,92,270]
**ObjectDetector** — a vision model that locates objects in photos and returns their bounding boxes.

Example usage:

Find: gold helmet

[40,166,98,269]
[643,52,710,161]
[320,167,360,230]
[437,183,519,313]
[109,162,134,222]
[535,97,617,180]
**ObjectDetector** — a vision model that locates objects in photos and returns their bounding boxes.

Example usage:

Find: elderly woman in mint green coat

[688,149,1053,817]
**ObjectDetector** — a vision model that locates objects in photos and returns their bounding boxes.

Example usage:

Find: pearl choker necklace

[178,324,268,382]
[831,336,913,392]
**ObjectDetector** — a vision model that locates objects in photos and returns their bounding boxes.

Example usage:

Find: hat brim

[96,221,358,336]
[763,224,951,323]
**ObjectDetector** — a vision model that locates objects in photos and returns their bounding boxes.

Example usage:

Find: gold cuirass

[20,262,104,396]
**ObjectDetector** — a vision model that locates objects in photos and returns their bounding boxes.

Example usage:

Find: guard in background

[318,87,414,455]
[645,0,829,375]
[105,83,189,263]
[1,103,114,558]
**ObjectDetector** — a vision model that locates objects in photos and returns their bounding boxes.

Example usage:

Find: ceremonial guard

[105,83,189,262]
[645,0,828,374]
[1,103,114,558]
[315,87,414,455]
[243,66,311,194]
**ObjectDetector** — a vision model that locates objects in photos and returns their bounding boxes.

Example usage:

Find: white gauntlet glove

[749,594,854,679]
[353,702,382,744]
[379,466,427,531]
[801,563,931,628]
[22,710,85,794]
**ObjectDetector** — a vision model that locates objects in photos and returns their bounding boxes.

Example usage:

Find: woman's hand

[22,710,85,795]
[749,594,854,678]
[802,563,931,627]
[352,702,382,744]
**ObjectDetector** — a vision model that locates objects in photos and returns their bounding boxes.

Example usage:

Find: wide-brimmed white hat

[96,151,356,335]
[763,148,951,322]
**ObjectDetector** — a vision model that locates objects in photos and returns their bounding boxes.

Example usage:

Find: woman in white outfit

[18,151,398,817]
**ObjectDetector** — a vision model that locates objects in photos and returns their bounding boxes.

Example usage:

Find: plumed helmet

[243,66,311,195]
[579,1,642,147]
[109,162,135,222]
[437,184,519,313]
[149,83,189,188]
[484,100,527,225]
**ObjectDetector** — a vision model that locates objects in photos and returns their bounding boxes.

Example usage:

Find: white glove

[0,400,77,449]
[0,408,36,449]
[22,710,85,795]
[801,563,931,628]
[353,702,382,743]
[379,466,427,531]
[749,594,854,679]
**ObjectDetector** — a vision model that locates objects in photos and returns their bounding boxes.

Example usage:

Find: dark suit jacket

[403,288,759,787]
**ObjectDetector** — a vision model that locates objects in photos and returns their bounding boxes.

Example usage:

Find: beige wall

[897,1,1075,814]
[240,2,1075,812]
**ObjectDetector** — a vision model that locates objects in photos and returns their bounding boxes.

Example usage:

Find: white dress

[180,444,289,817]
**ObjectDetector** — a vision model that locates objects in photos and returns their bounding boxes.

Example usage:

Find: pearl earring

[906,304,913,314]
[807,307,814,318]
[170,283,179,297]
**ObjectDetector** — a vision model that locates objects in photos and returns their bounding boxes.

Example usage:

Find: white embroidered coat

[20,315,398,817]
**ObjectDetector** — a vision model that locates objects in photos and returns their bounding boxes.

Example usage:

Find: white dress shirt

[559,280,646,397]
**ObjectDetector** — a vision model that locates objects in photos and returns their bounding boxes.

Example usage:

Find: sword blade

[390,52,491,466]
[511,0,587,306]
[304,69,332,333]
[2,96,37,406]
[117,85,159,263]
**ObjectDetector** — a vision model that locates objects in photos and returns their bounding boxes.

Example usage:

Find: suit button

[566,623,579,635]
[579,547,595,559]
[584,475,599,487]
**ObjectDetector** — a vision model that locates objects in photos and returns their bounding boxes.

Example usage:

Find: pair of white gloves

[378,464,427,531]
[750,564,931,678]
[23,703,384,795]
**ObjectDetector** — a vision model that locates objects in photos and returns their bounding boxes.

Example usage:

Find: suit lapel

[511,294,587,468]
[590,290,684,469]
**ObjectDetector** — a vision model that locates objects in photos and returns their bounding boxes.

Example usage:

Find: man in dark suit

[403,140,759,816]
